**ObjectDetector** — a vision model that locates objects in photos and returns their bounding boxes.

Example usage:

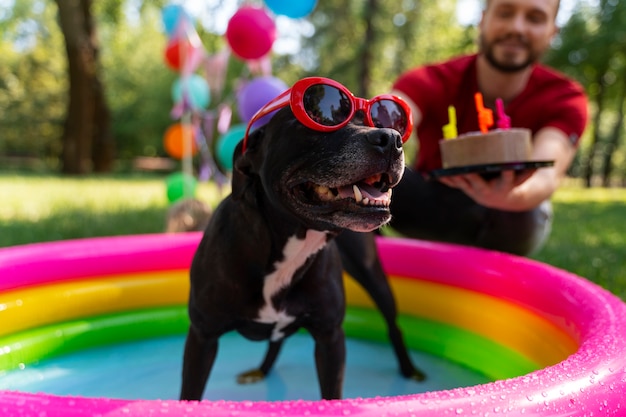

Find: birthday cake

[439,128,532,168]
[438,94,532,169]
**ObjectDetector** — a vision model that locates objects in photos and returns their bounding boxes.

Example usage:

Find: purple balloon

[237,77,288,126]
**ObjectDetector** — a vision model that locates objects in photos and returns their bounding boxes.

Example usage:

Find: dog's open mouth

[302,173,393,207]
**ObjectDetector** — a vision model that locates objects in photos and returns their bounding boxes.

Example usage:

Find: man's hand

[438,169,535,210]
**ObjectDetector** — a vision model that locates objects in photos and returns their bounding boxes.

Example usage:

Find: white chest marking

[256,230,329,341]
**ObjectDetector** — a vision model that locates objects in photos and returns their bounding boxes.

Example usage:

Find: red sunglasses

[242,77,413,152]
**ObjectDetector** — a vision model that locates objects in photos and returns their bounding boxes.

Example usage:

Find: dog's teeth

[353,185,363,203]
[362,197,370,206]
[317,185,329,194]
[315,185,334,201]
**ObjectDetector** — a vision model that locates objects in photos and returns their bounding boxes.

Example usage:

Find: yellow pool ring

[0,270,189,337]
[344,275,578,367]
[0,269,575,368]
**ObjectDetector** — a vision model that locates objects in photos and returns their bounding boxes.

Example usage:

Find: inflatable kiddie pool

[0,233,625,416]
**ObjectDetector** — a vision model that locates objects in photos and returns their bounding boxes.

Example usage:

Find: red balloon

[164,37,199,71]
[225,6,276,60]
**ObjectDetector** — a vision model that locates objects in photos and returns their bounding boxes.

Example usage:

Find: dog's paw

[406,368,426,382]
[236,368,266,384]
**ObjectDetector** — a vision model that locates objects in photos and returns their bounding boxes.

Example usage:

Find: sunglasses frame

[242,77,413,152]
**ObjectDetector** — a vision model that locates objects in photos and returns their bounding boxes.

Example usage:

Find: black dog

[180,107,422,401]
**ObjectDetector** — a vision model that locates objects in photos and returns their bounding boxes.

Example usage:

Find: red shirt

[392,54,589,172]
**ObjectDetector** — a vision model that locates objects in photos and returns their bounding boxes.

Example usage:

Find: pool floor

[1,332,490,401]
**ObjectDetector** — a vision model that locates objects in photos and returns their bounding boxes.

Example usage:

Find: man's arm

[439,126,577,211]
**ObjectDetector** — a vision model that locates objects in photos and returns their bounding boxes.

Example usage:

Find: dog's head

[231,107,405,233]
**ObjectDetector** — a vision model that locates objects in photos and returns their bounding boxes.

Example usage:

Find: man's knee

[479,201,553,256]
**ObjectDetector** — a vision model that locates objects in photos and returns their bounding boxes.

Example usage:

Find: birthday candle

[474,92,494,133]
[495,98,511,129]
[442,105,458,139]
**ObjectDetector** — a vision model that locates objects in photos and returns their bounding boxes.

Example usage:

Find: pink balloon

[225,6,276,60]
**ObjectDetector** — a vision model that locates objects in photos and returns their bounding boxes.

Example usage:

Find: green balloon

[216,124,247,171]
[165,172,197,203]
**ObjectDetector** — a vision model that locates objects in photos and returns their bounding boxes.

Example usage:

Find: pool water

[1,332,490,401]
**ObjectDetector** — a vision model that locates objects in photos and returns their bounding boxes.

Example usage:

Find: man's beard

[479,34,542,73]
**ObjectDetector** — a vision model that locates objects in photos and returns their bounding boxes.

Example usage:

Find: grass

[1,173,625,300]
[0,172,227,246]
[532,182,626,299]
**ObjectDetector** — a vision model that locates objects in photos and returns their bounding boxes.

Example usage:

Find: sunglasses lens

[371,100,409,136]
[303,84,352,126]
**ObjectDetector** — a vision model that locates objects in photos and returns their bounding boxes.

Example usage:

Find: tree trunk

[601,66,626,187]
[55,0,114,174]
[601,86,625,187]
[92,74,115,172]
[583,73,606,187]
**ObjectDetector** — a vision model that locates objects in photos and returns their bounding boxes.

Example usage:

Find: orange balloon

[163,123,198,160]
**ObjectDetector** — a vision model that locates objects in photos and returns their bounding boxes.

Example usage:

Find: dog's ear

[231,126,264,200]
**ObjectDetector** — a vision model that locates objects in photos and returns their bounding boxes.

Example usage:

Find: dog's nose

[366,129,403,152]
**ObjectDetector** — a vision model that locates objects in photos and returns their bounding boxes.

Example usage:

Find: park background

[1,0,626,300]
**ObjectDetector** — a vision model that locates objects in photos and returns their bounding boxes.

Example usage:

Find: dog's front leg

[180,326,218,401]
[313,327,346,400]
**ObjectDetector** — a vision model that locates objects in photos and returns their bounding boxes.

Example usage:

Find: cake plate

[430,160,554,180]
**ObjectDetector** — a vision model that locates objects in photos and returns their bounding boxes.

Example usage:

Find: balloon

[225,6,276,60]
[264,0,317,18]
[165,172,197,203]
[164,37,189,71]
[216,124,247,170]
[163,123,199,160]
[172,75,211,110]
[163,9,205,74]
[236,76,288,125]
[161,4,191,37]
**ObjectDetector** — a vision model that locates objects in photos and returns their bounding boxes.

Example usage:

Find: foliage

[1,0,626,182]
[544,0,626,185]
[100,6,176,159]
[301,0,473,96]
[0,1,66,167]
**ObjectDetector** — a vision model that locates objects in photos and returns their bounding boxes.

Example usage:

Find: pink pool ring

[0,233,625,416]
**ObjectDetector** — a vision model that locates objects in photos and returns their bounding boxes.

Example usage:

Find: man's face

[479,0,559,72]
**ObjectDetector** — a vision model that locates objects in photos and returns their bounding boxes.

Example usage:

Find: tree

[54,0,114,174]
[0,0,66,168]
[545,0,626,187]
[301,0,470,97]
